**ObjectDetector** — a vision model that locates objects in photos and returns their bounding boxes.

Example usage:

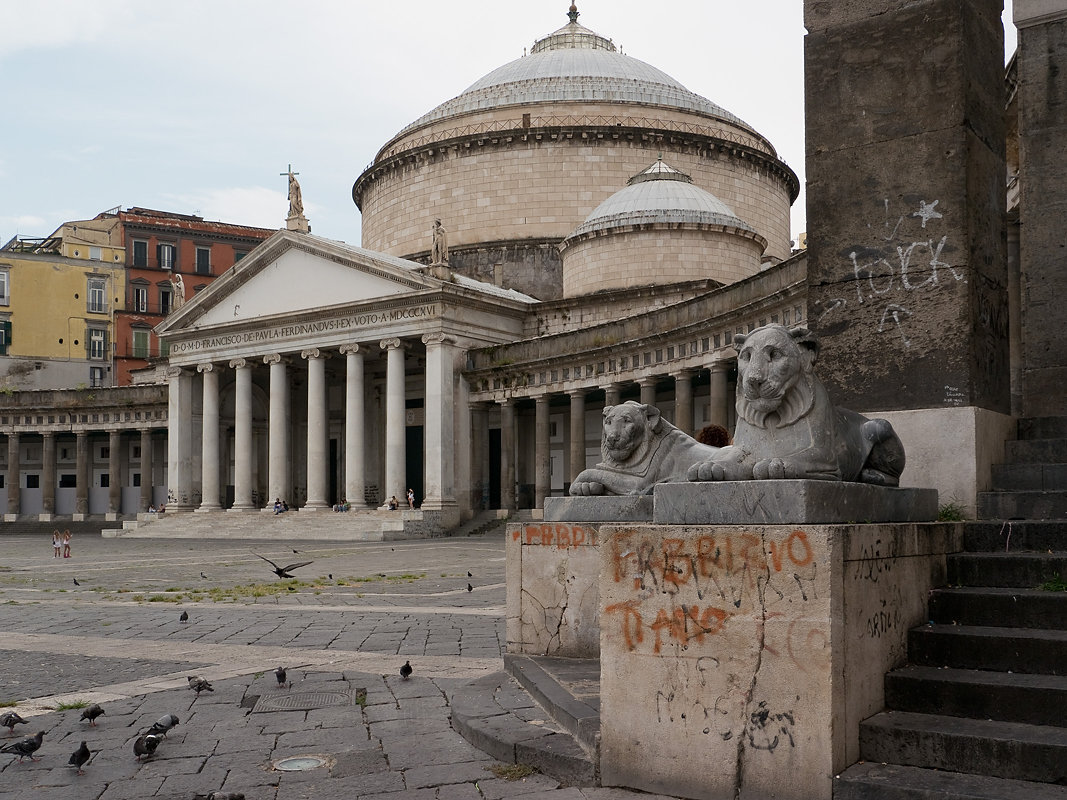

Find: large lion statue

[570,401,720,496]
[687,325,905,484]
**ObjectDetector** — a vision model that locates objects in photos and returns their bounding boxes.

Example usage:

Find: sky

[1,1,1017,250]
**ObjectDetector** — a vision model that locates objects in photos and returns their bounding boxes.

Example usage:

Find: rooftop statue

[431,218,448,265]
[687,324,905,484]
[170,273,186,312]
[570,401,719,496]
[287,171,304,219]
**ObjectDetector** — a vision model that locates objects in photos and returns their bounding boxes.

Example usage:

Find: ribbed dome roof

[567,159,757,239]
[391,9,758,141]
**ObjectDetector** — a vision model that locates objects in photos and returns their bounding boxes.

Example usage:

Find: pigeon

[68,741,90,774]
[291,548,301,554]
[187,676,214,694]
[72,577,81,586]
[0,710,28,735]
[467,583,473,592]
[274,666,287,687]
[133,733,163,760]
[1,731,44,763]
[400,661,412,680]
[179,610,189,623]
[328,574,333,580]
[200,572,208,579]
[251,553,313,579]
[147,713,180,737]
[467,571,473,578]
[80,703,105,726]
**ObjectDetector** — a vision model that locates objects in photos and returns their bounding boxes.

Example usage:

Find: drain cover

[274,756,326,772]
[252,690,357,713]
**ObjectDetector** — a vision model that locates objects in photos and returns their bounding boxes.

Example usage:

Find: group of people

[273,498,290,514]
[387,489,417,510]
[51,529,72,558]
[147,504,166,513]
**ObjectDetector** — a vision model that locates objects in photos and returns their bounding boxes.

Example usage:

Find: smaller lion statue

[687,324,905,484]
[570,401,720,496]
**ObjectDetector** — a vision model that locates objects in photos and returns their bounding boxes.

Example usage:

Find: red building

[114,208,274,384]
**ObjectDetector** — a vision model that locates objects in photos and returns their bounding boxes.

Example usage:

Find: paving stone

[478,772,564,799]
[329,747,390,777]
[403,759,502,789]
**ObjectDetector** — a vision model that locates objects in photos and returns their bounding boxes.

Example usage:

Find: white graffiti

[911,199,942,228]
[878,304,913,346]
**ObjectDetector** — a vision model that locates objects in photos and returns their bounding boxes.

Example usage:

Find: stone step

[504,655,600,756]
[963,521,1067,552]
[977,490,1067,521]
[859,711,1067,784]
[992,463,1067,492]
[1018,417,1067,442]
[929,587,1067,630]
[835,762,1067,800]
[0,519,124,537]
[1005,438,1067,465]
[884,665,1067,727]
[908,624,1067,675]
[948,552,1067,588]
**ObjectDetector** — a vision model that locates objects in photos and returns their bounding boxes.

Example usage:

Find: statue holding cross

[280,164,304,219]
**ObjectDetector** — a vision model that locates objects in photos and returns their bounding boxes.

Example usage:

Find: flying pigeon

[0,710,28,735]
[251,552,313,579]
[68,741,90,774]
[275,666,287,687]
[400,661,413,680]
[187,676,214,694]
[1,731,44,763]
[147,713,180,737]
[80,704,105,726]
[179,610,189,623]
[133,733,163,760]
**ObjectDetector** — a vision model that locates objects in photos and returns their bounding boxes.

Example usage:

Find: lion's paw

[687,460,727,482]
[569,481,605,496]
[752,458,798,480]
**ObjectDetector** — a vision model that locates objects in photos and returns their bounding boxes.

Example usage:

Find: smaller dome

[567,159,757,239]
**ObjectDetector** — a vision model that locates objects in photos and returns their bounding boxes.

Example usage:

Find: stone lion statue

[570,401,720,496]
[687,324,905,484]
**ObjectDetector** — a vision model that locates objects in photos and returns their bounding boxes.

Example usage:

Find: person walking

[62,529,72,558]
[52,530,61,558]
[406,488,415,509]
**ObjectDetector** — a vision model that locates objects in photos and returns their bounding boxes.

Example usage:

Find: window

[88,277,106,313]
[0,270,8,306]
[90,366,105,387]
[159,287,172,315]
[133,286,148,313]
[158,243,175,270]
[26,474,40,489]
[58,474,74,488]
[133,240,148,267]
[132,473,141,487]
[100,474,110,488]
[234,250,247,262]
[195,246,211,275]
[88,328,107,360]
[159,337,170,358]
[90,246,102,261]
[0,319,11,355]
[132,329,150,358]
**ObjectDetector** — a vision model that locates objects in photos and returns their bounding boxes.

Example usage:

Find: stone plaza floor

[0,530,676,800]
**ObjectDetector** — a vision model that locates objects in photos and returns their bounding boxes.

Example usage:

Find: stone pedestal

[544,495,653,522]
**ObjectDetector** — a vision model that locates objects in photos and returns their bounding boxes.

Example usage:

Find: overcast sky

[2,1,1017,249]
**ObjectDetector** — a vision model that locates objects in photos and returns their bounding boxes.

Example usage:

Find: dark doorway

[405,426,424,507]
[489,428,501,509]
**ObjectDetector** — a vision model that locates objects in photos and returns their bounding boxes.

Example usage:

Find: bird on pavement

[467,571,472,578]
[0,710,28,735]
[147,713,180,737]
[275,666,287,687]
[251,553,313,579]
[133,733,163,760]
[187,676,214,694]
[467,583,473,592]
[179,610,189,623]
[400,661,413,680]
[200,572,208,579]
[68,741,90,774]
[1,731,44,763]
[72,578,80,586]
[80,704,105,726]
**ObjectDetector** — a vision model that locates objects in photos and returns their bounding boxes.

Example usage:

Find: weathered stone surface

[654,481,938,525]
[544,496,653,522]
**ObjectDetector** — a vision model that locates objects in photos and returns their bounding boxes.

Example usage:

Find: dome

[568,159,758,239]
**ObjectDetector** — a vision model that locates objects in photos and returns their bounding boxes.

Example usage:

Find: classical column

[422,334,456,512]
[470,403,489,511]
[107,430,121,516]
[567,389,587,483]
[340,344,367,508]
[263,354,290,507]
[198,363,221,511]
[673,369,693,436]
[303,348,329,509]
[40,432,55,518]
[166,367,195,509]
[638,377,657,407]
[605,382,623,407]
[535,394,551,509]
[708,361,731,429]
[228,358,255,510]
[74,431,89,518]
[5,433,19,519]
[139,428,153,512]
[454,371,473,519]
[381,338,406,504]
[500,399,516,510]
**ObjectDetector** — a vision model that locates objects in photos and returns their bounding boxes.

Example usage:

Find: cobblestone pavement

[0,532,676,799]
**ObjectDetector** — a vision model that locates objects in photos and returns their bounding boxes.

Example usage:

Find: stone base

[38,513,54,522]
[544,495,653,522]
[654,480,938,524]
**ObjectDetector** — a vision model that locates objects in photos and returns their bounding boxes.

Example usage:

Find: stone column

[303,348,329,510]
[139,428,153,512]
[264,354,291,508]
[422,334,456,512]
[708,361,731,429]
[567,389,586,483]
[535,394,551,509]
[40,432,55,519]
[5,433,19,519]
[340,344,367,508]
[74,431,89,519]
[198,363,221,511]
[500,399,516,510]
[107,430,121,517]
[166,367,195,510]
[454,371,473,519]
[471,403,490,511]
[804,0,1007,413]
[673,369,693,436]
[605,382,623,407]
[229,358,255,510]
[1016,1,1067,415]
[380,338,406,505]
[638,377,657,407]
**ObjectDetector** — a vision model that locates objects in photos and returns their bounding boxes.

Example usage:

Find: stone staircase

[837,417,1067,799]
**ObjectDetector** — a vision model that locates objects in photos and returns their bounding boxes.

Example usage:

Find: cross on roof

[280,164,299,178]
